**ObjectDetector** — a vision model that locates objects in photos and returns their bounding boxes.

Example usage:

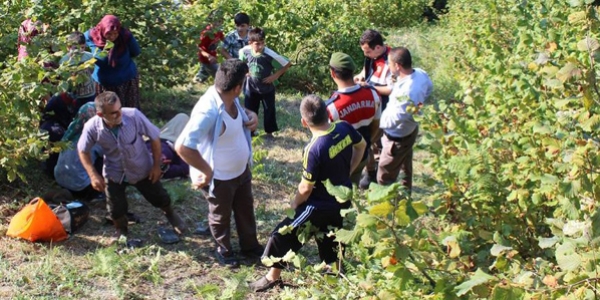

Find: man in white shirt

[176,59,262,268]
[378,47,433,194]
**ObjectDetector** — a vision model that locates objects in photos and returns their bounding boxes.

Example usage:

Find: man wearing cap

[378,47,433,194]
[326,52,381,185]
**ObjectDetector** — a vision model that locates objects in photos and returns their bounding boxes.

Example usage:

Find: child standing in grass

[239,28,291,139]
[220,12,251,60]
[194,10,224,83]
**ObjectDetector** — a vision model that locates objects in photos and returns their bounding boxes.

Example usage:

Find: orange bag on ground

[6,197,68,242]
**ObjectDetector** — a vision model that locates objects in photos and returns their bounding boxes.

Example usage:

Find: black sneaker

[249,276,283,292]
[193,222,211,236]
[215,249,240,268]
[359,170,376,190]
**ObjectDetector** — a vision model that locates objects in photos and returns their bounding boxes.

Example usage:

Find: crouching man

[78,91,186,244]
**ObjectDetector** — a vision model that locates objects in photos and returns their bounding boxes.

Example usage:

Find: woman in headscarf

[54,102,103,200]
[17,19,41,61]
[84,15,141,109]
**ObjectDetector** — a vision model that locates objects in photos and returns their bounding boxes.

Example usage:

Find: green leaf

[490,244,513,257]
[540,65,559,76]
[455,269,496,296]
[284,208,296,219]
[356,213,378,227]
[577,37,600,52]
[411,201,429,216]
[540,174,559,184]
[367,182,400,202]
[490,285,525,300]
[591,210,600,238]
[395,201,411,226]
[442,236,461,258]
[369,202,394,216]
[568,11,587,24]
[377,291,396,300]
[278,225,294,235]
[556,63,581,82]
[555,242,582,271]
[322,179,352,203]
[335,228,359,244]
[533,123,552,135]
[568,0,583,7]
[538,236,559,249]
[282,250,296,262]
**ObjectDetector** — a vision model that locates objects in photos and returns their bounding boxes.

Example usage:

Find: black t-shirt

[302,121,363,210]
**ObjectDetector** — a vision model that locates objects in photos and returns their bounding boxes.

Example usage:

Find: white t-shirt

[380,68,433,138]
[212,109,250,180]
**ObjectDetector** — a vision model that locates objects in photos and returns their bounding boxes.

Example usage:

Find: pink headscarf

[89,15,133,67]
[17,19,42,61]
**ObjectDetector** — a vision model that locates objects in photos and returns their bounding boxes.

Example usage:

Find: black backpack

[50,201,90,234]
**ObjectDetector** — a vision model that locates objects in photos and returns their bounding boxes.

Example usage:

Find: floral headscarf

[61,102,97,143]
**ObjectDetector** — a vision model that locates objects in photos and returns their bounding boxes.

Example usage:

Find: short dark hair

[248,28,265,42]
[329,66,354,81]
[389,47,412,69]
[234,12,250,25]
[359,29,384,49]
[215,59,249,92]
[300,94,328,126]
[67,31,85,46]
[95,91,120,113]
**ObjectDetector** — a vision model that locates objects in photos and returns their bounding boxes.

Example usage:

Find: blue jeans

[196,63,219,82]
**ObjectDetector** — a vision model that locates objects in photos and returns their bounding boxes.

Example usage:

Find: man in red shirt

[326,52,381,184]
[194,11,225,83]
[353,29,393,189]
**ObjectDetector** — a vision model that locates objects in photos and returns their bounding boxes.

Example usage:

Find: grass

[0,26,458,299]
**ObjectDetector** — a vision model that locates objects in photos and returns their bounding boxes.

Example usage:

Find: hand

[262,74,278,84]
[90,173,106,191]
[149,165,163,183]
[244,110,258,132]
[354,75,365,84]
[208,55,217,64]
[192,169,213,190]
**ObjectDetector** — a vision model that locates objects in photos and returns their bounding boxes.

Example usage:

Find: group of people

[21,15,191,240]
[20,11,433,294]
[195,11,291,140]
[181,22,433,292]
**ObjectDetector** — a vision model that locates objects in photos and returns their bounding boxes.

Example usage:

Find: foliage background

[5,0,600,298]
[0,0,430,182]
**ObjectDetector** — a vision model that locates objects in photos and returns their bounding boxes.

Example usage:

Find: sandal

[157,227,180,244]
[249,276,283,292]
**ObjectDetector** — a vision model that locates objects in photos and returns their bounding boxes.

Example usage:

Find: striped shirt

[78,108,160,184]
[239,45,289,94]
